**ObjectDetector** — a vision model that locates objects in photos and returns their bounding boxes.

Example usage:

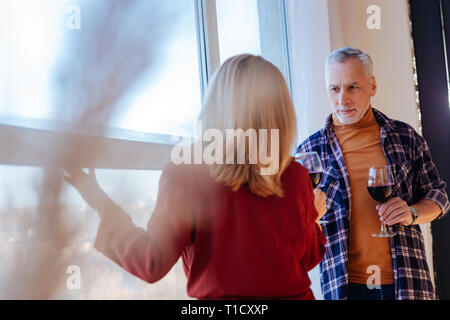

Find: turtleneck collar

[332,107,377,129]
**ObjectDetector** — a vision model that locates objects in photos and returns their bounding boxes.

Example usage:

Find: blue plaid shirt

[297,108,449,300]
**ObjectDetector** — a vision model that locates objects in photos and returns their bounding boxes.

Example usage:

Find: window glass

[0,165,190,299]
[0,0,202,137]
[216,0,262,61]
[215,0,290,83]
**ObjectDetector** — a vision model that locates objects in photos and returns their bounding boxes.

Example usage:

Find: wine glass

[367,166,396,238]
[294,151,327,224]
[294,151,323,188]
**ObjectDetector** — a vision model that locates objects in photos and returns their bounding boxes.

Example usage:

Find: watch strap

[409,206,418,225]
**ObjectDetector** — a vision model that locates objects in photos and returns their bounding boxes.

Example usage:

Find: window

[0,166,191,299]
[216,0,262,60]
[0,0,292,299]
[0,0,202,137]
[215,0,291,87]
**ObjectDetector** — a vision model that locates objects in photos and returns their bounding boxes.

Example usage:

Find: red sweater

[94,160,326,299]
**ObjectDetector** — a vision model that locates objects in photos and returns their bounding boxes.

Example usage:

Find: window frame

[0,0,292,170]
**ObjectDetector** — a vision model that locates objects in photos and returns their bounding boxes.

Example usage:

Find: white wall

[286,0,433,299]
[328,0,420,129]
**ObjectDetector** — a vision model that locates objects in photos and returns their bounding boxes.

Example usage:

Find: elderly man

[297,47,449,300]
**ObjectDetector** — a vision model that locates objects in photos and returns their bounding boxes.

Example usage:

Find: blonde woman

[65,54,326,299]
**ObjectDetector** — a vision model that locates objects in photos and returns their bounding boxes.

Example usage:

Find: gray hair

[325,47,374,79]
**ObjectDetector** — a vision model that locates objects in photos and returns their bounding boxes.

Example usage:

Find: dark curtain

[410,0,450,300]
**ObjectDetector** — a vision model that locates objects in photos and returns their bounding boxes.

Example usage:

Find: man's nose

[338,89,349,106]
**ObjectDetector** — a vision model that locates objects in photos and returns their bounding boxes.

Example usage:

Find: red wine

[367,185,393,202]
[309,172,322,189]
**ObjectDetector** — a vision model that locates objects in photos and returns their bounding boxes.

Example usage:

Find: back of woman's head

[199,54,297,197]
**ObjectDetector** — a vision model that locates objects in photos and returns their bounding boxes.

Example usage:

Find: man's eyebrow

[328,81,360,88]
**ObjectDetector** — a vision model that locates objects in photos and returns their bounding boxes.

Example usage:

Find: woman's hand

[313,188,327,220]
[64,168,112,212]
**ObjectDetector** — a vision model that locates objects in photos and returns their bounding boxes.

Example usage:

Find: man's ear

[371,76,377,97]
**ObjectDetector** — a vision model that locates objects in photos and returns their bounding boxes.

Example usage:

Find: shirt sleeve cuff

[424,189,450,219]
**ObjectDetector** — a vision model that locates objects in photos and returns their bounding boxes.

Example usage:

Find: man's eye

[349,86,357,90]
[330,87,338,92]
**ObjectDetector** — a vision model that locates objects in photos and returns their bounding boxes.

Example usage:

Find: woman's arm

[299,168,326,272]
[64,166,194,283]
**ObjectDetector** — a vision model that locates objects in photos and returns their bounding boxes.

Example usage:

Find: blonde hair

[198,54,297,197]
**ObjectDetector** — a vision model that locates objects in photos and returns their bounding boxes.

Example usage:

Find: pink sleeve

[94,165,194,283]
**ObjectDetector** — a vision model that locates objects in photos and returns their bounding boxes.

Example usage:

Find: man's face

[326,58,377,124]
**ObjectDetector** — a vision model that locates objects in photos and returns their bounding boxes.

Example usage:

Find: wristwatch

[409,206,419,225]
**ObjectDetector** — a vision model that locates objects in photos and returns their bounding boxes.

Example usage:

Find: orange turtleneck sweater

[332,107,394,285]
